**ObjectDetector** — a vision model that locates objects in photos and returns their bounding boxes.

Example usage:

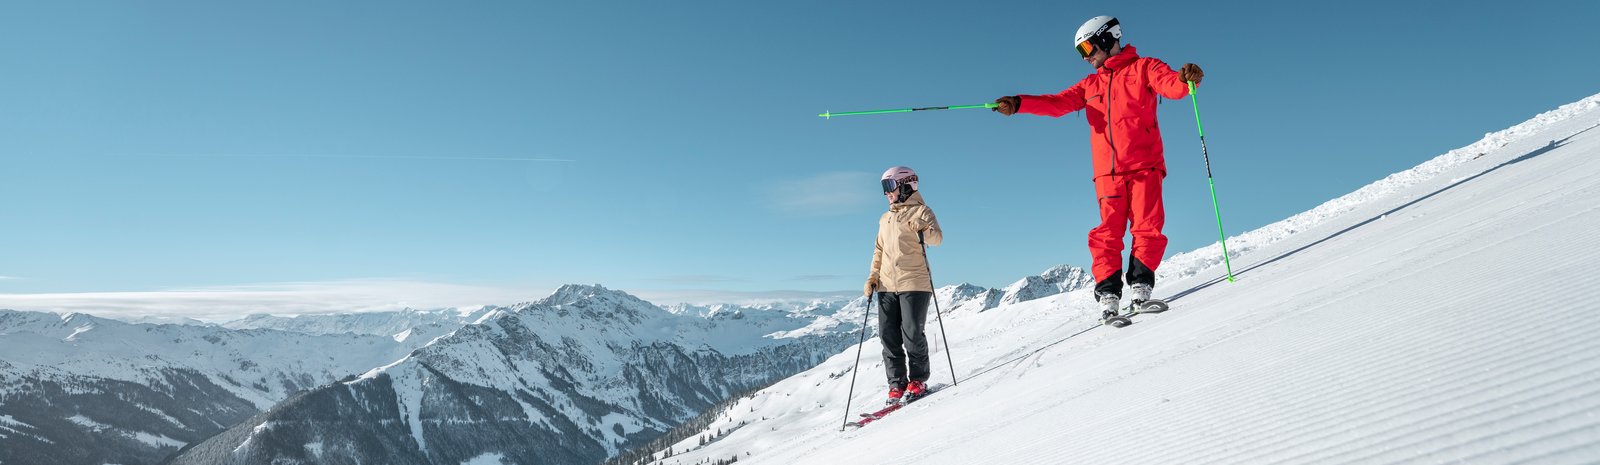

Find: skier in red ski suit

[992,16,1204,319]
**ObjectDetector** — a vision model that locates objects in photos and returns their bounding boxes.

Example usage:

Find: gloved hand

[993,96,1020,116]
[863,277,879,296]
[1180,63,1204,85]
[907,215,928,232]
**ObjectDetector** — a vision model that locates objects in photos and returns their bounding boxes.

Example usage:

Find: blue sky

[2,1,1597,317]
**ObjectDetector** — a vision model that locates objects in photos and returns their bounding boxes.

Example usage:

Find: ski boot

[886,383,905,405]
[903,381,927,402]
[1099,293,1132,328]
[1094,295,1132,327]
[1125,283,1169,315]
[1128,283,1153,305]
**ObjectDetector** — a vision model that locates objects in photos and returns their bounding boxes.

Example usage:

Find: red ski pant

[1089,169,1168,282]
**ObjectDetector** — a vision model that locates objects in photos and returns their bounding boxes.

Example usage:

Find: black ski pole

[920,232,957,386]
[840,291,876,431]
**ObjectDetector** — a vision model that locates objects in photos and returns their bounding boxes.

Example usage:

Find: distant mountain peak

[1039,264,1089,280]
[532,284,665,321]
[540,284,622,305]
[1000,265,1092,306]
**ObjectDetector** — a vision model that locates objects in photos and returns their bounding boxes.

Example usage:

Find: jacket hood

[890,191,927,210]
[1097,45,1140,73]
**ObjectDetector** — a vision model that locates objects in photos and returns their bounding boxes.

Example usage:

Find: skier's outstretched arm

[994,80,1090,117]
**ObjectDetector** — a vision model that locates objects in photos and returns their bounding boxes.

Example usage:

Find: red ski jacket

[1017,45,1192,179]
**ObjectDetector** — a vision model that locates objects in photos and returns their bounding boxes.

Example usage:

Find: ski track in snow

[652,95,1600,465]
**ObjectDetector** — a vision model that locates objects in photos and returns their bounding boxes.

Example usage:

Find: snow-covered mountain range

[164,285,848,464]
[0,267,1094,465]
[220,306,497,344]
[632,93,1600,464]
[0,310,422,465]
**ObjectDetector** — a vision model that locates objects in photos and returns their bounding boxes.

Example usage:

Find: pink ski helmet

[881,166,918,202]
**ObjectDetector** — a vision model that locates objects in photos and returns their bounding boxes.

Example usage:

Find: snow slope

[647,93,1600,465]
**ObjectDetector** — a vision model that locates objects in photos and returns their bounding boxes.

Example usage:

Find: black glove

[1180,63,1203,85]
[993,96,1020,116]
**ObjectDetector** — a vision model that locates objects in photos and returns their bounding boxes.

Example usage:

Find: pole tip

[819,111,831,119]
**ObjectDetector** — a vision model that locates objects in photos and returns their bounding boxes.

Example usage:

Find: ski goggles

[880,176,916,193]
[1075,40,1096,58]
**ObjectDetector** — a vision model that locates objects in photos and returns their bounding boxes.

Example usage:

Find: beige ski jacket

[867,191,943,294]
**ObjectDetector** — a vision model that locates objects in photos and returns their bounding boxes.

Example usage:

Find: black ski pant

[1093,256,1156,299]
[878,291,931,387]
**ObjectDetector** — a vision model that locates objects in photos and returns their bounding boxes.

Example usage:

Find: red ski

[843,384,946,429]
[846,403,904,428]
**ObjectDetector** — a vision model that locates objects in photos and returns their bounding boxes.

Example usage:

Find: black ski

[1105,298,1169,328]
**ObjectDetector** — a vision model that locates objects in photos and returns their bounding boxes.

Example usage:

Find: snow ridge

[1159,93,1600,284]
[646,93,1600,465]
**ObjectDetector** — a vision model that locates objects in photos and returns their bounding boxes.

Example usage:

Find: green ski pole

[1188,81,1236,283]
[819,103,997,119]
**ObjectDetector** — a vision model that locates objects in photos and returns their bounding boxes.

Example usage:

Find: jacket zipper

[883,205,927,292]
[1105,66,1120,180]
[885,212,897,289]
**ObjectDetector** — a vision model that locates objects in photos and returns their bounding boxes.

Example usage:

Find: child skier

[864,166,943,403]
[990,15,1204,322]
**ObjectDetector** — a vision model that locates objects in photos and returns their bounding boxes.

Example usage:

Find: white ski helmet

[1073,16,1122,57]
[880,166,918,198]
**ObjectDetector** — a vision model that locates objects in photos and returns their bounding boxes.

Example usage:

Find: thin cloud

[0,279,543,323]
[0,279,857,323]
[0,276,22,280]
[769,172,879,215]
[630,288,856,306]
[147,154,576,162]
[648,275,747,284]
[790,274,844,281]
